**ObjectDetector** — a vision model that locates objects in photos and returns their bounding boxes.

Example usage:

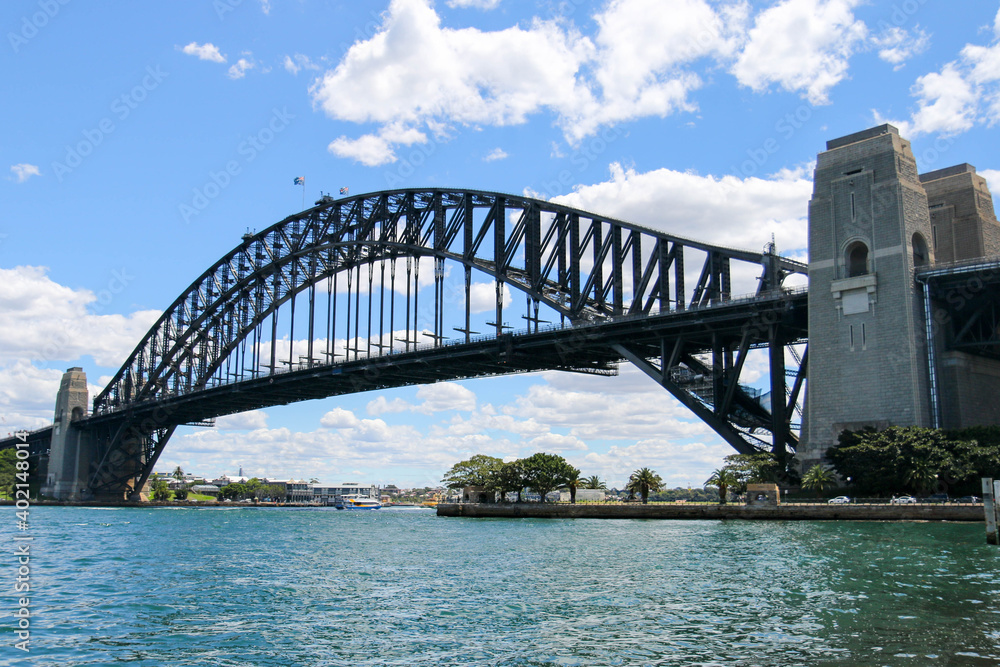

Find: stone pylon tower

[799,125,935,468]
[42,367,94,500]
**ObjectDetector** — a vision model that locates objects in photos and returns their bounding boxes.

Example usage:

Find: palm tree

[801,464,837,498]
[627,467,663,504]
[583,475,607,490]
[905,459,937,495]
[172,466,184,482]
[562,468,583,504]
[704,467,738,505]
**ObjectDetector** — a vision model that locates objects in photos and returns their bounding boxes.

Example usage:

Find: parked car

[955,496,981,504]
[891,495,917,504]
[828,496,851,504]
[926,493,949,503]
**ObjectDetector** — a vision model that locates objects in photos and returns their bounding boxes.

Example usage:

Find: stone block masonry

[799,124,1000,470]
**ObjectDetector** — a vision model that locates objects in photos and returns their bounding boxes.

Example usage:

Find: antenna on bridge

[764,233,776,255]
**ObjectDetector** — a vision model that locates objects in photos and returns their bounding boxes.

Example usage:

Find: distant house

[191,484,220,496]
[212,474,252,487]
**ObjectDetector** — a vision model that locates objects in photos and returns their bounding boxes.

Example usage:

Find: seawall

[437,502,984,521]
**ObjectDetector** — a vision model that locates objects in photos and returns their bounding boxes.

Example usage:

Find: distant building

[212,474,252,487]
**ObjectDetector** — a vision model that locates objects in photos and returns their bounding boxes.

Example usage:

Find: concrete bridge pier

[41,367,97,501]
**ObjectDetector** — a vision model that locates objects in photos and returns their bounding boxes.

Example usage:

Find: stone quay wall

[437,502,983,522]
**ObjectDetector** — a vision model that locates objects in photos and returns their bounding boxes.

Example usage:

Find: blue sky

[3,0,1000,489]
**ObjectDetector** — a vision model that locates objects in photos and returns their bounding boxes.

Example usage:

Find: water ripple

[2,508,997,666]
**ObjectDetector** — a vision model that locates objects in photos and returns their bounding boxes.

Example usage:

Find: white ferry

[336,495,382,510]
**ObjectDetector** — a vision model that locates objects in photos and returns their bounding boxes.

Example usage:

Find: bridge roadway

[8,288,807,448]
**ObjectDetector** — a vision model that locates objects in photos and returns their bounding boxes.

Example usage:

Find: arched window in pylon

[911,232,930,268]
[845,241,870,278]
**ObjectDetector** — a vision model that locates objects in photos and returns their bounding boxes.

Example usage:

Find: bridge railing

[916,256,1000,277]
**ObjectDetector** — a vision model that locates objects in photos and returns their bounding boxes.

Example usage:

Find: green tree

[173,487,189,501]
[583,475,607,490]
[704,467,738,505]
[245,478,263,500]
[172,466,184,482]
[151,479,171,501]
[801,464,837,497]
[627,467,664,504]
[828,426,973,496]
[0,448,18,499]
[219,482,246,501]
[442,455,504,489]
[520,452,576,503]
[262,484,286,502]
[491,460,526,502]
[723,452,797,492]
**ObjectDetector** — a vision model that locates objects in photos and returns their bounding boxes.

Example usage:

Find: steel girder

[918,258,1000,360]
[77,189,806,497]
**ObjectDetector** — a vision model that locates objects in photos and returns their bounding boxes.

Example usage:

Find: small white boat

[336,495,382,510]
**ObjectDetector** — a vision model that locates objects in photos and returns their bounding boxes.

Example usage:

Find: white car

[827,496,851,504]
[891,495,917,504]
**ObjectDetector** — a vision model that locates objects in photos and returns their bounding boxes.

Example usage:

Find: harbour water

[5,506,999,666]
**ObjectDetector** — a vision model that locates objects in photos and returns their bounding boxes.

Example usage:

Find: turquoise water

[3,507,999,666]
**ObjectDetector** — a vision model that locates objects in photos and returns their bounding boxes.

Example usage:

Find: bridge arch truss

[82,188,806,498]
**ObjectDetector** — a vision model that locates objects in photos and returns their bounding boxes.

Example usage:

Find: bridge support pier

[41,368,97,501]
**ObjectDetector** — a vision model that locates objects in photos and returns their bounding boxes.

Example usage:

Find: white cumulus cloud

[731,0,867,105]
[227,56,256,80]
[483,147,508,162]
[10,163,40,183]
[447,0,501,8]
[180,42,226,63]
[283,53,320,75]
[876,7,1000,137]
[552,162,811,255]
[309,0,971,162]
[872,26,930,70]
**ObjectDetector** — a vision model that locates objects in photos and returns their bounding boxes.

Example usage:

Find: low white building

[559,489,606,502]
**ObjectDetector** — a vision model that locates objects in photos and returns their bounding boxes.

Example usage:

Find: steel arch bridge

[22,189,810,499]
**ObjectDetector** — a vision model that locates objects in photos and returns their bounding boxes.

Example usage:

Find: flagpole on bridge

[294,176,305,209]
